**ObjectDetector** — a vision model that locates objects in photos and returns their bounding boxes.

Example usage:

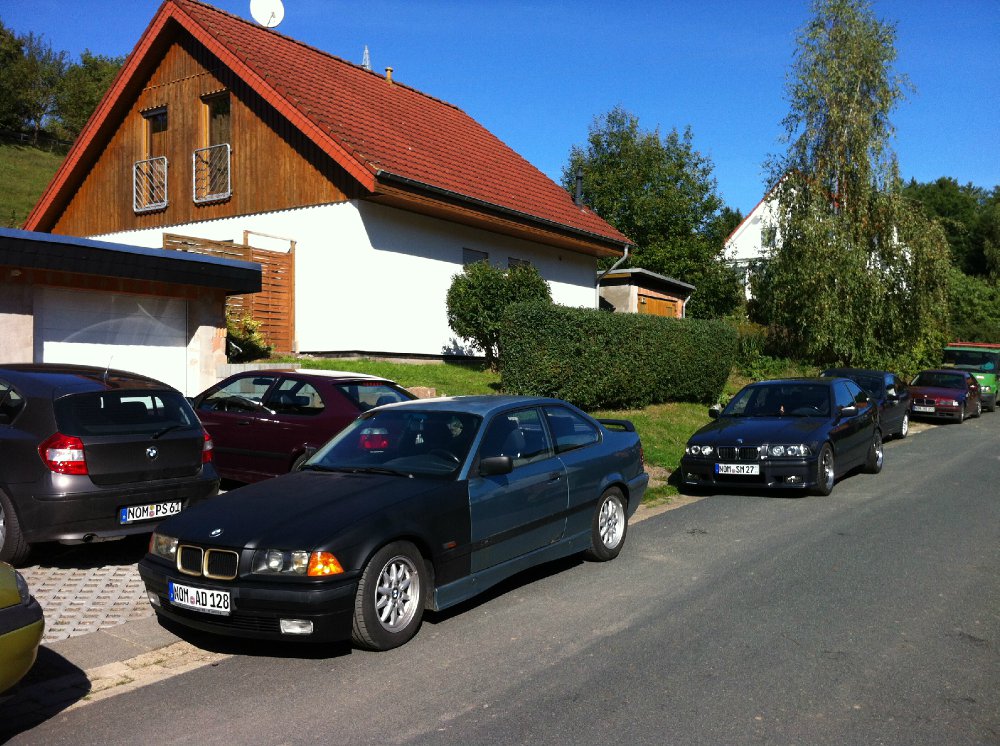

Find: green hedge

[499,301,737,410]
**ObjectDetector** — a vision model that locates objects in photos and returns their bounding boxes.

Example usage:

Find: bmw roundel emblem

[736,438,743,445]
[146,446,159,460]
[210,528,223,537]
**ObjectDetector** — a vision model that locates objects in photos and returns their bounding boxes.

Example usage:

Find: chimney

[574,166,584,206]
[385,67,394,85]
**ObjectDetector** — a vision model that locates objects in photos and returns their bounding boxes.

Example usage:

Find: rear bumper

[10,470,219,544]
[0,598,44,694]
[138,557,357,643]
[680,456,817,490]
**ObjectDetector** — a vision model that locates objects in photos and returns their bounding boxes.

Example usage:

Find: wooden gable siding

[52,32,360,237]
[164,233,295,353]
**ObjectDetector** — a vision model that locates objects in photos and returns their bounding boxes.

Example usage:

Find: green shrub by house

[499,301,736,410]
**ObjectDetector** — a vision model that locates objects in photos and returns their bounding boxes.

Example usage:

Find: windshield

[943,349,998,372]
[305,409,482,478]
[912,372,965,389]
[723,383,831,417]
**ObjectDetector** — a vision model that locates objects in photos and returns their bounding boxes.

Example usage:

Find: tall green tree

[753,0,950,370]
[562,106,742,319]
[17,31,67,142]
[54,50,123,141]
[0,21,28,131]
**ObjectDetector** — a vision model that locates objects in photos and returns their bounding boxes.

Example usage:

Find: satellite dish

[250,0,285,28]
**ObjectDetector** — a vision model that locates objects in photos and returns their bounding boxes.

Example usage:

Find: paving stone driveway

[19,535,153,643]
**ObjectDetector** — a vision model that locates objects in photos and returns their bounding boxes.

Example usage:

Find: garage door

[35,288,189,393]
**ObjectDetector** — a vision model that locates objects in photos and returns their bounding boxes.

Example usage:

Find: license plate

[168,581,231,616]
[716,463,760,475]
[913,405,935,413]
[119,501,182,524]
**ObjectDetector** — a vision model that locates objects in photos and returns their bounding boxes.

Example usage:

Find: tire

[973,399,982,418]
[352,541,426,651]
[290,452,309,472]
[897,411,909,439]
[811,444,835,496]
[863,430,883,474]
[958,403,966,423]
[0,490,31,566]
[584,487,628,561]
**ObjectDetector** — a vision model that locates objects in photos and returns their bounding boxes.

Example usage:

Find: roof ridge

[171,0,464,113]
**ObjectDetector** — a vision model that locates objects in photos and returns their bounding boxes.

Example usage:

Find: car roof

[747,377,839,387]
[915,369,968,376]
[821,367,888,377]
[227,368,395,383]
[376,395,573,417]
[0,363,172,396]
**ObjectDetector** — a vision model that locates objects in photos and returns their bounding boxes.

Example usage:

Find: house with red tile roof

[26,0,630,364]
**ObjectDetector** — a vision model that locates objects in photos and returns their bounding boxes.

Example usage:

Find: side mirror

[478,455,513,477]
[839,404,858,418]
[708,405,721,420]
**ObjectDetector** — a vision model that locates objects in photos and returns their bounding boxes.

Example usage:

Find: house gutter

[373,170,629,251]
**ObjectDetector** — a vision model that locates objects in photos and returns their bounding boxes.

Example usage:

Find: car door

[193,374,278,480]
[884,373,908,433]
[468,407,568,573]
[831,380,874,470]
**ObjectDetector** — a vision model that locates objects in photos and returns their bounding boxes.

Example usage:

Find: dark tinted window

[543,406,599,453]
[55,391,199,436]
[724,383,830,417]
[943,349,999,371]
[0,380,25,424]
[912,372,965,389]
[269,379,325,416]
[833,382,855,409]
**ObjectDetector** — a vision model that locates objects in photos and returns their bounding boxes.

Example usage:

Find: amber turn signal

[307,551,344,576]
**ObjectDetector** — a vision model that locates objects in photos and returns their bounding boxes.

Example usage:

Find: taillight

[359,427,389,450]
[202,429,214,463]
[39,433,88,475]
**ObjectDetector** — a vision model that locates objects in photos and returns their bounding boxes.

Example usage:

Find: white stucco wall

[95,201,600,357]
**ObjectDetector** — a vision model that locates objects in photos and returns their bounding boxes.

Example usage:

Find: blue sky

[3,0,997,215]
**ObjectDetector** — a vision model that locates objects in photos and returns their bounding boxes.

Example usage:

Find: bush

[226,313,271,362]
[499,302,737,410]
[446,262,552,369]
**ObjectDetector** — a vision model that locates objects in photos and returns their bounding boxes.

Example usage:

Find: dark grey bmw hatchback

[0,364,219,566]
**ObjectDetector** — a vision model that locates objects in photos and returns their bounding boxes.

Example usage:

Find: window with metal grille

[133,156,168,212]
[194,93,231,203]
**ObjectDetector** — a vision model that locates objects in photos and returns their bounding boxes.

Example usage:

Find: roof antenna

[103,355,114,385]
[362,45,371,71]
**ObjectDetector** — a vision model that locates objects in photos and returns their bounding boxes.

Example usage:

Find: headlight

[15,570,30,605]
[253,549,343,576]
[980,385,991,393]
[685,444,714,457]
[766,444,811,458]
[943,399,958,407]
[150,532,179,562]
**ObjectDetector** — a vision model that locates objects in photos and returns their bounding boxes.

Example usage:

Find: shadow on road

[0,647,91,739]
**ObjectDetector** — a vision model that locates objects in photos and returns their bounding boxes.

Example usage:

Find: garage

[34,288,190,393]
[0,227,261,396]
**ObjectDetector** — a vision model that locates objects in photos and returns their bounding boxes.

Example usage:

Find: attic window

[134,107,168,212]
[194,93,232,203]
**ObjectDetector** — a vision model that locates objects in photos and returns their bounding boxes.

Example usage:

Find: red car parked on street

[908,369,982,423]
[192,369,415,483]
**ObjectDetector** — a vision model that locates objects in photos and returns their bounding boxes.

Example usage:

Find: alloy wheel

[598,494,626,550]
[374,554,420,632]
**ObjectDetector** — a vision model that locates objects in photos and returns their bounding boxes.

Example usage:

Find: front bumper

[0,597,44,693]
[680,456,818,490]
[138,557,357,642]
[910,405,964,421]
[12,471,220,544]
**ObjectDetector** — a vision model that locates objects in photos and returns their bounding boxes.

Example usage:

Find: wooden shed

[598,268,695,319]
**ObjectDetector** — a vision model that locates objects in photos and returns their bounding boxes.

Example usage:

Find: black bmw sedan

[138,395,648,651]
[680,378,883,496]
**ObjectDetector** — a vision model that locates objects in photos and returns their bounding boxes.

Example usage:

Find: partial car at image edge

[0,561,44,694]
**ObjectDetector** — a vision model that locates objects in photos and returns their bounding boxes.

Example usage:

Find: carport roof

[0,227,261,295]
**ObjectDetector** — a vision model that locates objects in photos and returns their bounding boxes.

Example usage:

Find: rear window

[335,382,413,411]
[54,391,200,436]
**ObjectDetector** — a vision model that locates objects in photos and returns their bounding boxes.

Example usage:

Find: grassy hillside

[0,142,64,228]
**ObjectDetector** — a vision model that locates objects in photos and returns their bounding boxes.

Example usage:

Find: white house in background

[724,184,781,296]
[26,0,630,360]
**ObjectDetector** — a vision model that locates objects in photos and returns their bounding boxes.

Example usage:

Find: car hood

[156,470,444,549]
[688,416,828,445]
[910,385,968,399]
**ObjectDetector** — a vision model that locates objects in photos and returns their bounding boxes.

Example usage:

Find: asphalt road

[10,416,999,745]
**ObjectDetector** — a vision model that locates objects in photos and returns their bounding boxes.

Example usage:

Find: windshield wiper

[301,465,412,478]
[152,424,187,439]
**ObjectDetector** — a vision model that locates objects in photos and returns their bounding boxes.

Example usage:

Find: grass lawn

[270,356,753,505]
[0,142,64,227]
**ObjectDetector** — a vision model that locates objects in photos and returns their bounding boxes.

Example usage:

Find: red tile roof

[28,0,628,249]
